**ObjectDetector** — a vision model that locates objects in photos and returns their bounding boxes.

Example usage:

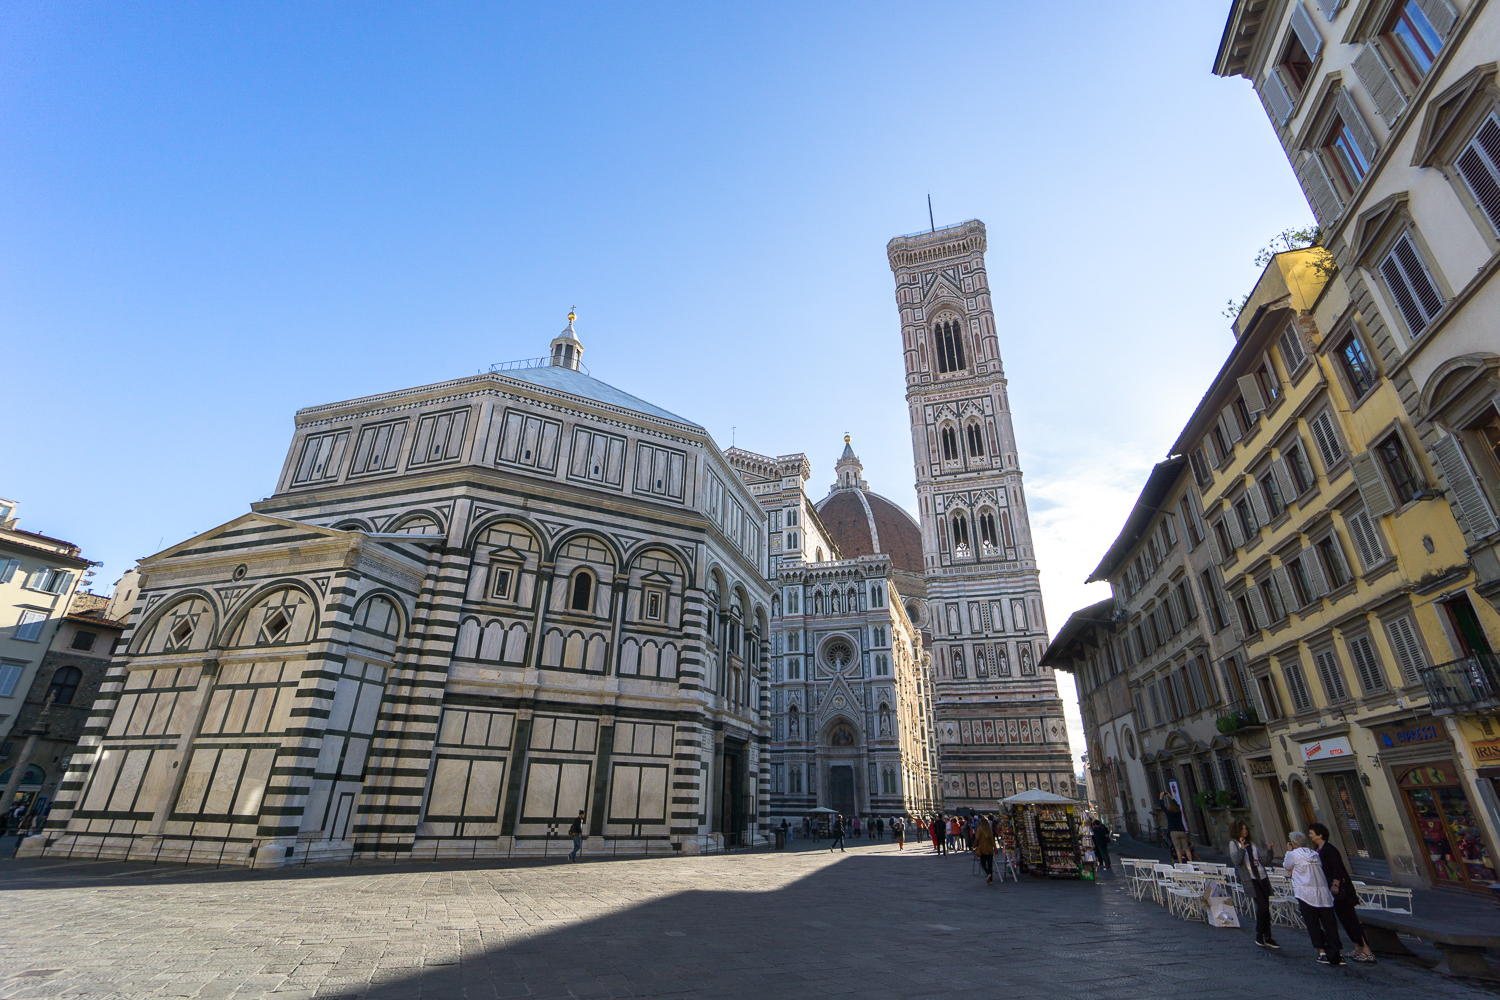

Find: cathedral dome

[814,437,923,575]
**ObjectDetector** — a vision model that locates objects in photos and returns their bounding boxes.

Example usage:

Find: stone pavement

[2,839,1498,999]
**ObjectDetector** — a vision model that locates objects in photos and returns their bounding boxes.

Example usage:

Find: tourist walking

[851,815,860,840]
[974,816,997,884]
[1284,832,1342,966]
[893,816,905,850]
[1228,820,1279,950]
[568,810,585,862]
[1159,792,1195,862]
[1309,824,1375,963]
[931,814,945,854]
[1089,818,1111,871]
[830,814,846,853]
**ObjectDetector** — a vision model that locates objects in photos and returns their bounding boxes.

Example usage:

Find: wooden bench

[1355,907,1500,981]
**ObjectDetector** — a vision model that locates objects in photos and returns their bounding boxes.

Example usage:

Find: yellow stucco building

[1169,246,1500,890]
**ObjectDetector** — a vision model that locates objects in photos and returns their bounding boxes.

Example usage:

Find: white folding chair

[1268,883,1305,928]
[1381,887,1414,914]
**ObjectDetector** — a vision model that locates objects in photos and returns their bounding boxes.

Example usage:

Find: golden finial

[844,432,851,444]
[568,306,576,325]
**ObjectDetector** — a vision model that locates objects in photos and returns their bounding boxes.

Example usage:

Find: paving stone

[2,844,1496,999]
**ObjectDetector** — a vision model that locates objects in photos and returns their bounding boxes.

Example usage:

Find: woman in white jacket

[1284,831,1342,966]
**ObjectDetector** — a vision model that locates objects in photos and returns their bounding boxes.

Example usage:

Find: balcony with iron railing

[1215,699,1263,737]
[1420,653,1500,714]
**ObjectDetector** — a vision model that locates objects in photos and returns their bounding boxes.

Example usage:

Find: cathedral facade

[728,443,939,823]
[888,220,1076,807]
[29,317,774,866]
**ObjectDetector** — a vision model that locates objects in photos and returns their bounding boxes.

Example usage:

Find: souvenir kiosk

[1003,788,1083,879]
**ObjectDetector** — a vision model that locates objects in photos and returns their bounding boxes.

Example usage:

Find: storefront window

[1319,771,1388,878]
[1399,765,1496,887]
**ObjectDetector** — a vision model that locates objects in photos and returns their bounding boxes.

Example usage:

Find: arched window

[933,319,967,374]
[570,571,594,612]
[46,666,82,706]
[966,423,984,457]
[979,512,998,550]
[940,426,958,461]
[952,515,969,549]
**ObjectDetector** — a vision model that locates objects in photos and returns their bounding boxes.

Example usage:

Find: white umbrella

[808,806,838,813]
[1001,789,1075,805]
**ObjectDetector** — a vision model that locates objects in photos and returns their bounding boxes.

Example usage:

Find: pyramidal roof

[497,364,700,428]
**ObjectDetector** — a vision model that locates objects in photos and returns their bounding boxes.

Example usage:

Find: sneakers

[1263,938,1281,950]
[1317,954,1330,965]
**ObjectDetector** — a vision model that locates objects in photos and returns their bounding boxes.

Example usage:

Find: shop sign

[1300,736,1354,762]
[1472,738,1500,765]
[1375,721,1444,750]
[1248,757,1277,776]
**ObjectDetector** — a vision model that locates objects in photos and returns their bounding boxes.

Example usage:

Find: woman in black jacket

[1308,823,1375,962]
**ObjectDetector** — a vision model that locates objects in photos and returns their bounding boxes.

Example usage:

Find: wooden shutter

[1309,411,1344,469]
[1303,548,1330,597]
[1296,153,1343,226]
[1289,2,1325,58]
[1351,450,1398,517]
[1247,585,1270,632]
[1275,565,1299,611]
[1277,323,1309,371]
[1346,506,1386,569]
[1314,0,1342,16]
[1384,615,1425,684]
[1225,509,1246,548]
[1348,634,1387,692]
[1223,408,1243,444]
[1248,482,1272,529]
[1381,234,1445,335]
[1262,69,1295,125]
[1238,374,1267,418]
[1315,649,1349,702]
[1415,0,1457,37]
[1352,42,1408,128]
[1336,88,1380,166]
[1272,457,1298,503]
[1432,433,1500,538]
[1456,114,1500,232]
[1204,512,1224,562]
[1178,501,1196,552]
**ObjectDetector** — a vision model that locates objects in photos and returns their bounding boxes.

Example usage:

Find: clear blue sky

[3,2,1310,766]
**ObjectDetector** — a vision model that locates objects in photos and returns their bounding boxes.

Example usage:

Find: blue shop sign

[1377,723,1442,748]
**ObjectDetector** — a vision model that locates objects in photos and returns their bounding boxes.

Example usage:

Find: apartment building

[1170,244,1498,888]
[1,499,93,746]
[1216,0,1500,891]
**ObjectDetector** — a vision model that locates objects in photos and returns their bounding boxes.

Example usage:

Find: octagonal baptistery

[29,314,774,867]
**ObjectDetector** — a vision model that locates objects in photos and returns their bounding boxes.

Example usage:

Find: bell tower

[886,218,1075,807]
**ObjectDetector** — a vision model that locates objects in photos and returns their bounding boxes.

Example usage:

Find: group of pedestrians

[5,801,46,837]
[782,814,901,846]
[1228,819,1376,966]
[913,812,1008,883]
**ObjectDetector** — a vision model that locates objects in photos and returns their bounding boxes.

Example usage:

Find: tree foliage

[1223,225,1334,320]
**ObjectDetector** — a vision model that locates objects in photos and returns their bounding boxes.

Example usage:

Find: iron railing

[1419,653,1500,712]
[1215,700,1262,735]
[488,356,591,377]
